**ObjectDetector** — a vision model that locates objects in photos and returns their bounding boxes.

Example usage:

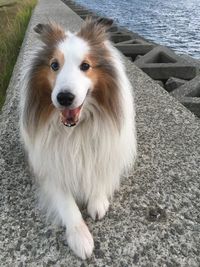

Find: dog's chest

[34,121,103,199]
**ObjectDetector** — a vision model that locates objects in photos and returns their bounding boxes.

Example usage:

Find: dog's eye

[51,61,59,71]
[80,62,90,71]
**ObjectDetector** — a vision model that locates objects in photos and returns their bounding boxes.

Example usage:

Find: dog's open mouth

[60,105,82,127]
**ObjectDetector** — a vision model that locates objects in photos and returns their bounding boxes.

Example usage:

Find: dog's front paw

[66,220,94,260]
[87,196,109,221]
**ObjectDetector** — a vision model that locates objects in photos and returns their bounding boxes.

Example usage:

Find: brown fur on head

[34,22,66,46]
[78,16,113,45]
[23,18,122,135]
[78,17,121,127]
[23,22,66,134]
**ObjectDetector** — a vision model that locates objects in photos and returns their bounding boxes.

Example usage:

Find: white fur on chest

[26,111,129,204]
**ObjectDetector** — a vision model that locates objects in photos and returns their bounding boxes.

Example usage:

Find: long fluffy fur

[20,18,137,259]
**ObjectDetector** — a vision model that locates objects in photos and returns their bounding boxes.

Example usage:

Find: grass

[0,0,37,109]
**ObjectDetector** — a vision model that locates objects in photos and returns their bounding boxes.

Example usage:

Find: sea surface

[75,0,200,59]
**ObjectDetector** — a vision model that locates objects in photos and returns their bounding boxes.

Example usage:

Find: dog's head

[33,17,121,127]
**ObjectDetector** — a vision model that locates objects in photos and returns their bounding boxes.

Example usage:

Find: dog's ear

[34,23,46,34]
[84,16,113,31]
[34,22,65,45]
[95,17,113,29]
[78,16,113,44]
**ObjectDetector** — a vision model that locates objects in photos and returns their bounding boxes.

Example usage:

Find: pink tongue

[60,106,82,126]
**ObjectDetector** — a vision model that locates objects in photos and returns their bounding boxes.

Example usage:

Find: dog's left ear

[78,17,113,44]
[34,22,65,45]
[95,17,113,30]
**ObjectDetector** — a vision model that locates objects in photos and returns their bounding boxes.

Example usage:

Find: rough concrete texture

[155,80,164,88]
[0,0,200,266]
[165,77,187,92]
[180,97,200,118]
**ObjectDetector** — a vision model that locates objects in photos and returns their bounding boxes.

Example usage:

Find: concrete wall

[0,0,200,266]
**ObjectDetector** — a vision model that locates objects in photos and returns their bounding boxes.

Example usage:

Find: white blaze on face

[51,32,91,110]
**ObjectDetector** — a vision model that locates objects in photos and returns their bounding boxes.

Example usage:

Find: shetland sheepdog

[20,17,137,259]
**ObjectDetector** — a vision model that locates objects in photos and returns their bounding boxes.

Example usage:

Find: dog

[20,17,137,259]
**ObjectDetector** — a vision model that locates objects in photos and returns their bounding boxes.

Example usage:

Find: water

[75,0,200,59]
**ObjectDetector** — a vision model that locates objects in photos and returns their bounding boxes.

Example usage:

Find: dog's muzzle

[60,105,82,127]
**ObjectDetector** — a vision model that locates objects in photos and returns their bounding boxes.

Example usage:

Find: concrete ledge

[1,0,200,266]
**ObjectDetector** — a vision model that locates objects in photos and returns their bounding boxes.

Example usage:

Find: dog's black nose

[57,92,75,107]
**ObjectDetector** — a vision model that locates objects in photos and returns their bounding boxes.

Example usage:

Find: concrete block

[155,80,164,87]
[75,11,94,20]
[134,46,197,80]
[76,11,93,16]
[116,38,150,45]
[135,55,142,60]
[181,97,200,117]
[69,6,82,11]
[119,30,151,42]
[115,43,154,61]
[80,14,90,19]
[171,75,200,98]
[110,32,133,43]
[108,25,119,32]
[179,54,200,70]
[165,77,187,92]
[170,75,200,117]
[111,31,155,61]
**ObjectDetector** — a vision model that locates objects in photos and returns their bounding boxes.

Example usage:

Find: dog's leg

[87,184,110,221]
[87,194,109,221]
[53,190,94,259]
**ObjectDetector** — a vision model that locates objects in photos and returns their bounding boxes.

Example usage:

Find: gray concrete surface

[0,0,200,266]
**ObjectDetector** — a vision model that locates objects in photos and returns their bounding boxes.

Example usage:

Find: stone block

[165,77,187,92]
[179,54,200,70]
[155,80,164,87]
[115,43,154,61]
[171,75,200,98]
[110,32,133,43]
[116,38,150,45]
[134,46,197,80]
[181,97,200,117]
[135,55,142,60]
[170,75,200,117]
[108,25,119,32]
[74,10,91,15]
